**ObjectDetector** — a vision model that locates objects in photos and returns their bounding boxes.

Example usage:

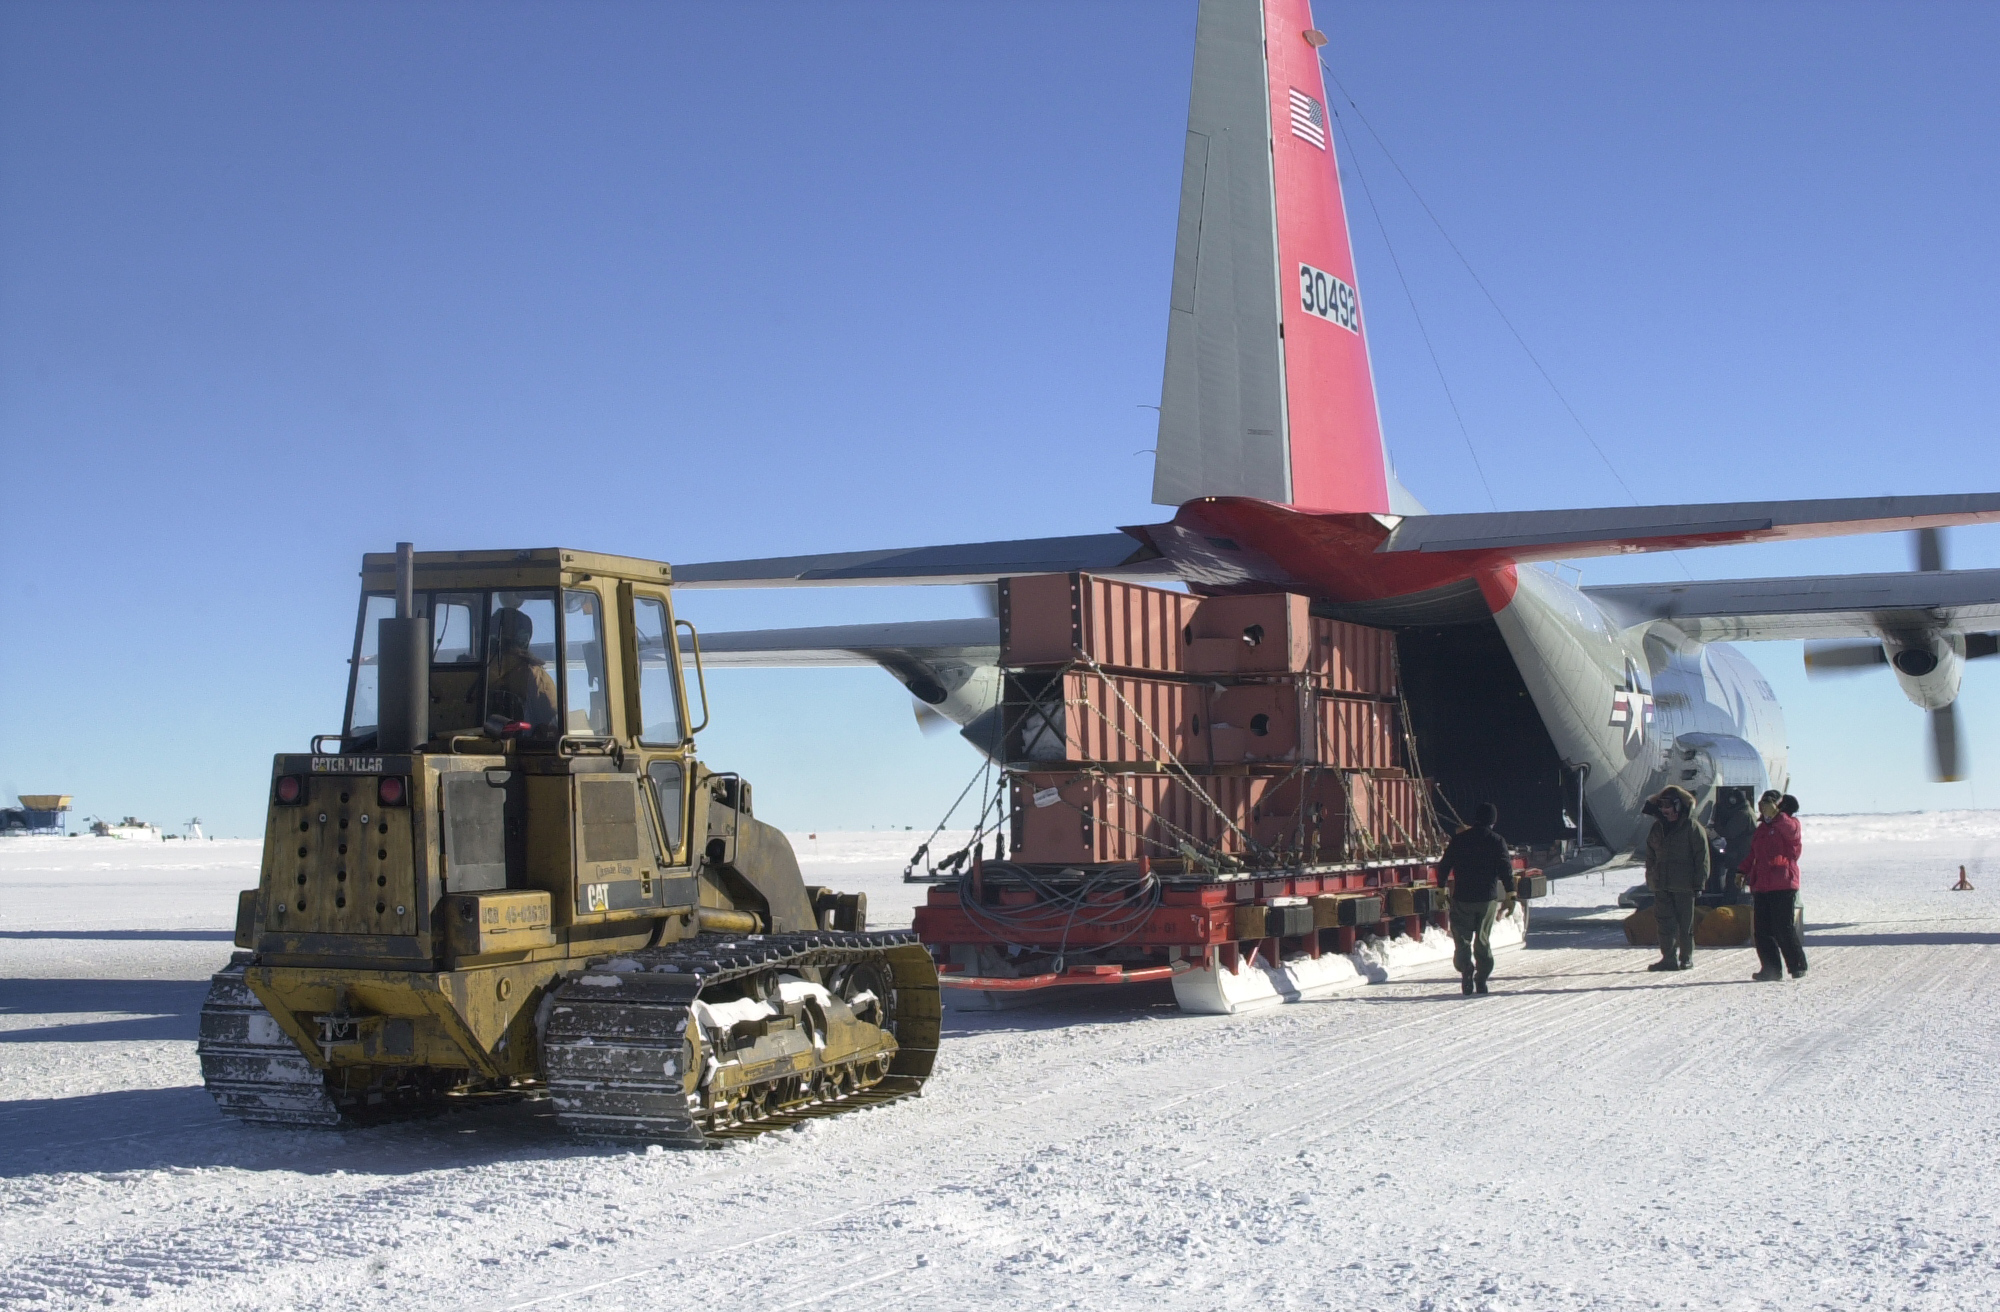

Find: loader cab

[341,551,696,758]
[280,549,714,953]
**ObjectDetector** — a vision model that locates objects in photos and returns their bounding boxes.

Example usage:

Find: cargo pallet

[917,854,1466,1012]
[917,854,1545,1015]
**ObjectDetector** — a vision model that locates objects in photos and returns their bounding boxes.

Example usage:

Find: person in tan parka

[1644,784,1710,972]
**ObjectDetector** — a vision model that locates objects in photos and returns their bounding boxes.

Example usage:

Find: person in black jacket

[1436,802,1516,995]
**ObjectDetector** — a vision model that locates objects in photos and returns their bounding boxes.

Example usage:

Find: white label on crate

[1032,787,1061,809]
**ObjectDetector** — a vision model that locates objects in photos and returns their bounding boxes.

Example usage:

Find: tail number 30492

[1299,263,1360,334]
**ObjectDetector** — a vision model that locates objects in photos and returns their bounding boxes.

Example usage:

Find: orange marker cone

[1952,865,1975,891]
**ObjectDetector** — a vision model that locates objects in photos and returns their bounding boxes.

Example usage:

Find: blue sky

[2,1,1995,839]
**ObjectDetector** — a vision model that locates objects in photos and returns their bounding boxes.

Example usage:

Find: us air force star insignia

[1608,657,1655,747]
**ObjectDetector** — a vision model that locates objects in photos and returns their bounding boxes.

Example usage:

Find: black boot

[1461,972,1474,995]
[1475,980,1490,995]
[1751,967,1782,982]
[1647,958,1677,973]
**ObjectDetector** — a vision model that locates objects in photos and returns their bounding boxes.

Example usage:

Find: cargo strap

[1076,655,1262,859]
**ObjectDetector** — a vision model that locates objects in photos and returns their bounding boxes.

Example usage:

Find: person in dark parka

[1436,802,1516,996]
[1709,788,1758,893]
[1645,785,1710,972]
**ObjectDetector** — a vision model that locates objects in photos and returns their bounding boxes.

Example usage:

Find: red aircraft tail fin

[1153,0,1392,516]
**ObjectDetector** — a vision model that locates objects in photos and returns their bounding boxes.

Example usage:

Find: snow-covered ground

[3,816,1998,1310]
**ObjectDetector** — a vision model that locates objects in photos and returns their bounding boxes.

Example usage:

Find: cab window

[486,591,560,736]
[647,761,685,857]
[563,589,610,736]
[426,593,484,665]
[631,595,685,745]
[345,594,396,739]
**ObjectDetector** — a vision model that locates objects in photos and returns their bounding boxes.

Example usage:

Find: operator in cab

[486,606,558,735]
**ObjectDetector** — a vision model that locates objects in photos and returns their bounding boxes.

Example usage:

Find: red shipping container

[1184,594,1314,676]
[1011,767,1438,867]
[1010,669,1199,765]
[1184,595,1400,695]
[1000,575,1400,696]
[1010,671,1400,771]
[1011,771,1272,865]
[1313,617,1399,696]
[1197,681,1309,765]
[1254,771,1440,863]
[1199,685,1399,769]
[1315,695,1399,770]
[1000,573,1199,673]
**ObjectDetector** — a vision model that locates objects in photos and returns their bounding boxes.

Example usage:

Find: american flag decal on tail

[1288,88,1326,149]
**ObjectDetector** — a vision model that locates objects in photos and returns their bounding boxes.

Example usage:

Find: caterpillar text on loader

[198,545,939,1144]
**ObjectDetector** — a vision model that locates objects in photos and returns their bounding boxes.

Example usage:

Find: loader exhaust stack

[377,541,429,753]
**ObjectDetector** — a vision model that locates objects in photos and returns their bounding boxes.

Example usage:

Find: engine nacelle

[1883,631,1965,711]
[887,659,1005,756]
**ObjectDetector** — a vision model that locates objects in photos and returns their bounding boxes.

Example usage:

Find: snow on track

[3,822,1999,1310]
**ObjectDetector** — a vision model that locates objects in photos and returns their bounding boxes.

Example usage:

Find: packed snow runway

[4,819,1999,1311]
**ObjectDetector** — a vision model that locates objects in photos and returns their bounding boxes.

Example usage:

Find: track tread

[542,930,939,1146]
[195,954,345,1127]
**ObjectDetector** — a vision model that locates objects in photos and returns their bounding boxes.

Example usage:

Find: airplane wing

[682,618,1000,667]
[670,494,2000,593]
[683,617,1004,726]
[672,533,1171,588]
[1584,568,2000,643]
[1375,492,2000,561]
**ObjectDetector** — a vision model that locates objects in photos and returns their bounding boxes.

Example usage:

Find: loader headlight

[377,776,407,807]
[274,775,305,805]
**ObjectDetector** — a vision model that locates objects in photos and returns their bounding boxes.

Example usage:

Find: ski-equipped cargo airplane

[674,0,2000,860]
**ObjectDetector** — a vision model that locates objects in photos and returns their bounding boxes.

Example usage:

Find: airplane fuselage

[1492,564,1786,853]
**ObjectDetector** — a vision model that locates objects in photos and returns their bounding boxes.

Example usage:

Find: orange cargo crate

[1011,767,1438,867]
[1201,685,1399,769]
[1253,771,1439,863]
[1009,669,1200,765]
[999,575,1399,697]
[1010,668,1400,771]
[1314,617,1399,696]
[1011,771,1271,865]
[1181,595,1398,694]
[1000,573,1199,673]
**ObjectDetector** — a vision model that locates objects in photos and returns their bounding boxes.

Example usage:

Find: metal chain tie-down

[904,696,1011,881]
[1023,657,1437,871]
[1005,660,1249,869]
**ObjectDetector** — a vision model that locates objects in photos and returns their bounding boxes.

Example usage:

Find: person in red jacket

[1745,791,1808,981]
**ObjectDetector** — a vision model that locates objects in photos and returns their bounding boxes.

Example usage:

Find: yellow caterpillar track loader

[198,545,938,1144]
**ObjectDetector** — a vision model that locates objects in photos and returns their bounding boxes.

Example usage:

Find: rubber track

[542,930,941,1146]
[195,954,345,1127]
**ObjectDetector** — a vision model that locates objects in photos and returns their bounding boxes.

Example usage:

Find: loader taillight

[377,776,407,807]
[274,775,304,805]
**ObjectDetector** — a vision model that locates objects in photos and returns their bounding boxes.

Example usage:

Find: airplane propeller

[912,699,955,736]
[1800,641,1886,672]
[1801,527,1995,782]
[1932,701,1963,784]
